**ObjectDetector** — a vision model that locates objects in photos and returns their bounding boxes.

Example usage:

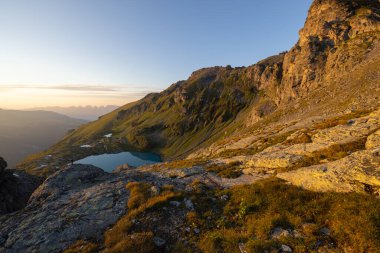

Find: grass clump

[63,182,181,253]
[217,131,295,159]
[163,158,207,169]
[313,110,370,130]
[206,161,243,178]
[103,182,181,250]
[195,178,380,252]
[64,178,380,252]
[63,240,99,253]
[103,232,155,253]
[199,229,245,253]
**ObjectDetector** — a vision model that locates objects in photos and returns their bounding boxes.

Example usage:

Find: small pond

[74,151,162,172]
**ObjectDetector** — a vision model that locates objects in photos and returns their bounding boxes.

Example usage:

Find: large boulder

[0,157,6,172]
[0,165,130,253]
[0,157,40,215]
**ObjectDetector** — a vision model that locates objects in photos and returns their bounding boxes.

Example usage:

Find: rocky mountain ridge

[18,0,380,178]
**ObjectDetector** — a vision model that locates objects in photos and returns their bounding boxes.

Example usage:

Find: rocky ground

[1,109,380,252]
[0,150,279,253]
[182,109,378,195]
[2,107,380,252]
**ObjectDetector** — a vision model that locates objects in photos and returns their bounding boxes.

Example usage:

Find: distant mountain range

[26,105,119,121]
[0,109,86,168]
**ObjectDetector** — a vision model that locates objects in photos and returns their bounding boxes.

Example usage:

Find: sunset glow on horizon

[0,85,159,109]
[0,0,311,109]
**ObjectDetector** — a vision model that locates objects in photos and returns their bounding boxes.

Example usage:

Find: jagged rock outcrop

[281,0,380,101]
[0,157,40,215]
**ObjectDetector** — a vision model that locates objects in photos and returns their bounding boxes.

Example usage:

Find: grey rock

[169,201,181,207]
[184,199,194,210]
[271,227,292,239]
[113,163,135,173]
[153,236,166,247]
[0,157,6,174]
[320,227,330,236]
[220,195,229,201]
[0,157,41,215]
[281,244,292,252]
[0,165,129,253]
[168,166,204,178]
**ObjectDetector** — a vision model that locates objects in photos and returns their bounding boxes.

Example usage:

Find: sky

[0,0,312,109]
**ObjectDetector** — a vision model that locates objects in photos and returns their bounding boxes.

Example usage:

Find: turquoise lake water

[75,152,162,172]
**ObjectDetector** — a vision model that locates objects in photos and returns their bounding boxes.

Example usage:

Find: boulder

[113,163,136,173]
[281,244,292,252]
[153,236,166,247]
[271,227,292,239]
[0,165,129,253]
[0,157,7,174]
[0,157,41,215]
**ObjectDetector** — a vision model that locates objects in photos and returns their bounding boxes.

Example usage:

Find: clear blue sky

[0,0,313,108]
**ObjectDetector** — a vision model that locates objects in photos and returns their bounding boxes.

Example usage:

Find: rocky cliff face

[280,0,380,101]
[17,0,380,180]
[17,0,380,178]
[0,157,40,214]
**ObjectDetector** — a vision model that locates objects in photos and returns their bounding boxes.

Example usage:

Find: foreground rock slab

[0,165,130,253]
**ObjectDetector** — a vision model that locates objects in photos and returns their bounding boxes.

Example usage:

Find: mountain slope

[0,109,86,168]
[18,0,380,177]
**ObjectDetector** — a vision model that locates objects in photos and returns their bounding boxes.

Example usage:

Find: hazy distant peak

[26,105,119,121]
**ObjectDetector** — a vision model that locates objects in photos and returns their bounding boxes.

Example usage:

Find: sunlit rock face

[280,0,380,101]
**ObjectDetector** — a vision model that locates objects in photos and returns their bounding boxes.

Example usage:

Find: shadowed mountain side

[0,109,86,168]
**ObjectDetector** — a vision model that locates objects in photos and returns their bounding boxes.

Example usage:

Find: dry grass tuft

[63,240,99,253]
[103,182,180,251]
